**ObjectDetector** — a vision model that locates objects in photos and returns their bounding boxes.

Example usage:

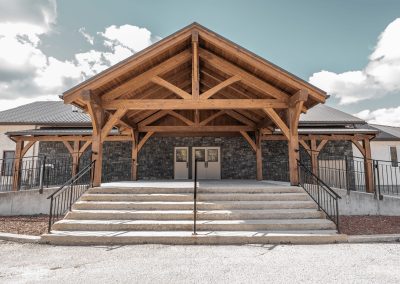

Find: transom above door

[173,146,221,180]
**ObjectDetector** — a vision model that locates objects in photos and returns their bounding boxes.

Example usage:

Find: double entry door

[174,147,221,180]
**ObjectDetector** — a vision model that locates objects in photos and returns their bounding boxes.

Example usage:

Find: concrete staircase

[42,184,346,245]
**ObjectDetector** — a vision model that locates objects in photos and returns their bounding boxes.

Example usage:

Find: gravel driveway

[1,241,399,283]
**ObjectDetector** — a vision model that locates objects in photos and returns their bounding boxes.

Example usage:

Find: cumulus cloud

[309,18,400,105]
[0,0,159,110]
[355,107,400,127]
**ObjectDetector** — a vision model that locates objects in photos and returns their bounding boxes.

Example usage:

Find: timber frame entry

[59,22,330,187]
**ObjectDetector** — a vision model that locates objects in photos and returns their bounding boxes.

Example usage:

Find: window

[389,146,398,167]
[2,151,15,176]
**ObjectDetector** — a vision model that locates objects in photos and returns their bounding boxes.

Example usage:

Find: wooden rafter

[101,108,128,140]
[101,50,191,102]
[138,110,169,126]
[199,48,289,101]
[200,75,241,100]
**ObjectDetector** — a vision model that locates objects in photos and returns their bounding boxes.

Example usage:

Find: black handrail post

[374,160,383,200]
[193,158,198,236]
[344,155,350,195]
[39,156,46,194]
[48,196,53,233]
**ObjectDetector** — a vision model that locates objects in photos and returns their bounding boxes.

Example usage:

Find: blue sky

[0,0,400,125]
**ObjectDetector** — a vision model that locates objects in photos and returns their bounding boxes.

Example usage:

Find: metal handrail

[47,160,96,232]
[297,160,341,231]
[193,158,198,235]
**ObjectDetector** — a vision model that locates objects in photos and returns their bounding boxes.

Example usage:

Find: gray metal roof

[5,128,119,136]
[274,128,378,135]
[300,104,365,125]
[0,101,91,126]
[369,124,400,141]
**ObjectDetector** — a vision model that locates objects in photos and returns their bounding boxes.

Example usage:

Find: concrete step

[52,219,336,231]
[72,200,317,211]
[80,193,311,202]
[88,186,303,195]
[66,209,324,220]
[41,230,347,245]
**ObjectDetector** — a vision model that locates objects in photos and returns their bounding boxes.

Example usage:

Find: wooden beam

[103,99,288,110]
[240,131,256,152]
[10,135,133,142]
[199,110,225,126]
[101,108,128,140]
[138,125,254,132]
[200,75,241,100]
[101,50,191,102]
[287,99,304,185]
[151,76,192,100]
[262,108,290,140]
[199,48,289,101]
[310,139,318,176]
[225,110,256,127]
[194,110,200,125]
[192,31,200,100]
[138,131,154,152]
[168,111,195,126]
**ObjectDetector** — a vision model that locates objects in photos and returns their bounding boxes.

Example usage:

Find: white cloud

[99,24,154,53]
[0,1,159,110]
[79,27,94,45]
[355,107,400,127]
[309,18,400,105]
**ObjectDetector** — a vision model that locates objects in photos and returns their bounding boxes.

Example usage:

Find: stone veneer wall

[38,138,354,181]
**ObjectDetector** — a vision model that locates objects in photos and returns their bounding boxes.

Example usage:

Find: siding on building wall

[0,125,39,159]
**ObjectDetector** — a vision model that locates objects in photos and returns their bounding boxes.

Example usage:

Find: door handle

[186,161,189,168]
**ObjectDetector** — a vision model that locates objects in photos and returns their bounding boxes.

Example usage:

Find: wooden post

[310,138,318,176]
[255,130,263,181]
[363,138,374,193]
[12,140,24,191]
[72,141,80,177]
[131,131,139,181]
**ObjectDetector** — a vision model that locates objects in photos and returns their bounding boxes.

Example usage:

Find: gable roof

[0,101,91,126]
[369,124,400,141]
[299,104,365,125]
[63,22,327,109]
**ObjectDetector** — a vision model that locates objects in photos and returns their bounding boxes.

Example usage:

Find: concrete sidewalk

[1,241,399,283]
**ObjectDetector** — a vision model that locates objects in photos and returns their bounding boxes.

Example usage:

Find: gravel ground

[0,215,48,236]
[340,216,400,235]
[0,242,399,283]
